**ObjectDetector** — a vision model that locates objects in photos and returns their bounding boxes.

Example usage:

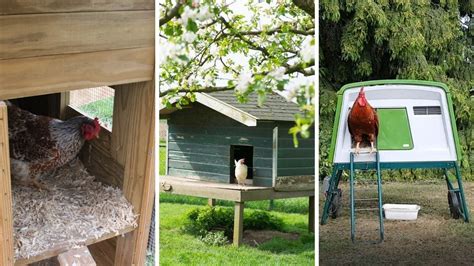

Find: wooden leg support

[309,196,315,233]
[0,102,14,265]
[233,202,244,247]
[208,198,216,207]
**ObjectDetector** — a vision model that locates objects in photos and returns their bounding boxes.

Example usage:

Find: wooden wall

[0,0,154,100]
[167,103,274,186]
[277,123,315,176]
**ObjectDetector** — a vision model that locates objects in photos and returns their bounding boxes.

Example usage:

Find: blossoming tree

[159,0,315,144]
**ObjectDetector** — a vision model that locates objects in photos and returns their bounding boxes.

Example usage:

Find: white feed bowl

[383,204,421,220]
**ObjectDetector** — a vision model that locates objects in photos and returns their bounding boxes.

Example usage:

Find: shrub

[182,206,284,244]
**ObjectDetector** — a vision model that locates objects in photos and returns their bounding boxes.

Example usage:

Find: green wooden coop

[160,91,315,246]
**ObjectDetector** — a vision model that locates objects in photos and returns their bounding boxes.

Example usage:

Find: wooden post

[208,198,216,206]
[309,196,315,233]
[0,102,14,265]
[233,201,244,246]
[57,247,96,266]
[111,81,155,266]
[59,91,70,120]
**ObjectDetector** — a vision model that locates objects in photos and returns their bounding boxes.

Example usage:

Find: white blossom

[180,6,198,27]
[235,70,253,93]
[197,6,212,21]
[299,37,315,62]
[269,66,286,79]
[182,31,197,43]
[283,83,300,102]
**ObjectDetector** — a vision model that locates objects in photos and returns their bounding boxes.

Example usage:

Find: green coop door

[377,108,413,150]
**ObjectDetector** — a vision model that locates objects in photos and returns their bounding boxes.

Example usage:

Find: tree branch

[159,2,182,26]
[292,0,315,18]
[240,27,314,36]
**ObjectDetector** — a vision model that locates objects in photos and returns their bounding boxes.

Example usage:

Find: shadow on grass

[159,193,309,214]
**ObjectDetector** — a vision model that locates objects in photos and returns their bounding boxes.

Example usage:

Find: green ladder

[349,151,384,243]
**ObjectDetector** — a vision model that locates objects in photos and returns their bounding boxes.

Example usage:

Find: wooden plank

[168,168,230,183]
[14,226,135,265]
[233,202,244,246]
[0,101,14,266]
[168,159,229,174]
[277,167,315,176]
[59,92,70,120]
[65,106,124,187]
[197,93,257,126]
[308,196,315,233]
[57,247,96,266]
[169,132,273,148]
[0,11,154,60]
[278,148,315,158]
[0,47,154,100]
[0,0,154,15]
[274,175,315,191]
[89,238,116,266]
[111,81,155,266]
[240,189,314,201]
[272,126,278,187]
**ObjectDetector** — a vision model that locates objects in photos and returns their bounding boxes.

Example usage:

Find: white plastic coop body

[329,80,461,165]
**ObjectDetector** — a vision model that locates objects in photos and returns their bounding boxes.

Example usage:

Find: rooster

[347,87,378,154]
[234,158,248,187]
[7,102,101,190]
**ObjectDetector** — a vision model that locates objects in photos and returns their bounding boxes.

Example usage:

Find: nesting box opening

[4,92,139,263]
[230,145,254,182]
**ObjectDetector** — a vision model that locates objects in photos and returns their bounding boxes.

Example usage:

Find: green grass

[160,203,314,266]
[159,148,314,265]
[78,96,114,129]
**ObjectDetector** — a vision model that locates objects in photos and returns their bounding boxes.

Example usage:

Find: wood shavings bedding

[12,159,137,260]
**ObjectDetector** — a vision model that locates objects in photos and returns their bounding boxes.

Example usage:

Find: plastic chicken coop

[321,80,470,240]
[0,1,154,265]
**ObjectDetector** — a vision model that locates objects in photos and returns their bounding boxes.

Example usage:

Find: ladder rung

[355,208,379,212]
[355,198,379,201]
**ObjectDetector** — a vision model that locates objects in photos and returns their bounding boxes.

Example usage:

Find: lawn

[159,147,315,265]
[319,180,474,265]
[77,96,114,129]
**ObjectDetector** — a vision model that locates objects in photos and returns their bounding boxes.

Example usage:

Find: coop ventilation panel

[413,106,441,115]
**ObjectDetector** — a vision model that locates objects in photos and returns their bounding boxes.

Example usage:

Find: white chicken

[234,158,248,187]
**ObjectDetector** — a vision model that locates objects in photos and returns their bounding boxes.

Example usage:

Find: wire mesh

[69,87,115,129]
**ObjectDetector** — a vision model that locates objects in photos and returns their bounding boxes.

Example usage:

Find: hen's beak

[95,132,100,139]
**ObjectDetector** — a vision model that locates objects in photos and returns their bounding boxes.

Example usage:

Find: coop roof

[160,91,300,126]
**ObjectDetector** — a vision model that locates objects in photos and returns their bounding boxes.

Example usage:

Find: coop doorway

[230,145,253,183]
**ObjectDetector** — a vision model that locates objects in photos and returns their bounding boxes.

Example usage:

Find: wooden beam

[0,47,154,100]
[0,101,14,266]
[0,0,154,15]
[59,92,70,120]
[197,93,258,126]
[0,11,154,60]
[272,126,278,187]
[233,202,244,247]
[14,226,135,265]
[309,196,315,233]
[111,81,155,266]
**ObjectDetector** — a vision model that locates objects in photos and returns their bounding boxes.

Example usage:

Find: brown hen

[347,87,379,154]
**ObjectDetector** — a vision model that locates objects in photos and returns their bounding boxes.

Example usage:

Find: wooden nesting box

[0,1,154,265]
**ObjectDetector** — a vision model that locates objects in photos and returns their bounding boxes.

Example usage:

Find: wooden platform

[160,176,314,246]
